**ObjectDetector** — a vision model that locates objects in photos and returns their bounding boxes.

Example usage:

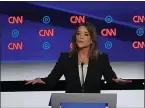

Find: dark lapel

[70,52,97,87]
[70,52,81,86]
[84,57,94,85]
[85,53,101,85]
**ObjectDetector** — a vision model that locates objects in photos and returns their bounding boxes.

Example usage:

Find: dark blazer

[41,52,117,93]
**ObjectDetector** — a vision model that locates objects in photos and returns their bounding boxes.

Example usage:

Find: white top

[78,64,88,86]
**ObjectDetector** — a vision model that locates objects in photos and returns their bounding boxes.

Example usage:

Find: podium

[50,93,117,108]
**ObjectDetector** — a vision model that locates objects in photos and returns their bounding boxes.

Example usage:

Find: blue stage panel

[61,102,106,108]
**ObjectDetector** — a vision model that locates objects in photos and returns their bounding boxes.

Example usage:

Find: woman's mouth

[78,40,84,43]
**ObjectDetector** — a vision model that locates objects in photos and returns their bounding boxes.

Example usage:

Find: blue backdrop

[0,1,144,63]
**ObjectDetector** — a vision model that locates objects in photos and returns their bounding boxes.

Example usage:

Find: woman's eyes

[76,33,89,36]
[76,33,80,35]
[84,34,89,36]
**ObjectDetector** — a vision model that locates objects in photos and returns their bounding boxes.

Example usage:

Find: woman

[25,22,131,93]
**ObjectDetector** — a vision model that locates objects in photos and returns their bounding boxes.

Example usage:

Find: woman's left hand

[112,78,132,84]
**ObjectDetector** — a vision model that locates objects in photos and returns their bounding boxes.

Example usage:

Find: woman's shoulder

[59,51,109,59]
[98,52,110,60]
[59,52,70,59]
[57,52,70,63]
[59,52,108,56]
[98,52,108,56]
[60,52,69,56]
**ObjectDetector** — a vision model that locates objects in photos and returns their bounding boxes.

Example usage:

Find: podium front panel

[51,93,117,108]
[61,102,106,108]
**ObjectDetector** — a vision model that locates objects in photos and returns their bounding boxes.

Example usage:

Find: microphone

[81,62,84,67]
[81,62,85,93]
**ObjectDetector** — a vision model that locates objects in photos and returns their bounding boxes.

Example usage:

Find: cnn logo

[101,28,116,36]
[70,16,85,24]
[133,16,145,23]
[8,42,23,50]
[8,16,23,24]
[132,41,145,49]
[39,29,54,37]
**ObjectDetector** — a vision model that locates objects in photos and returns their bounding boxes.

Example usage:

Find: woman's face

[76,26,92,49]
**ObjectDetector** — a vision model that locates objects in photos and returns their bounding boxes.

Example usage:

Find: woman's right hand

[24,78,46,85]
